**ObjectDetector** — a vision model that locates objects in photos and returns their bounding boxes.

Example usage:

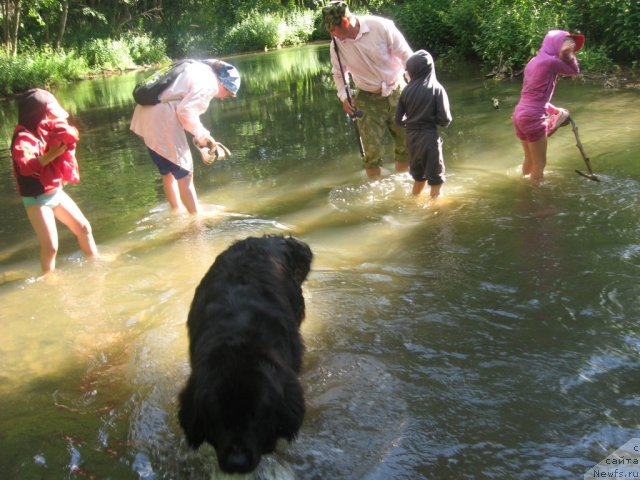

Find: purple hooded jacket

[515,30,580,113]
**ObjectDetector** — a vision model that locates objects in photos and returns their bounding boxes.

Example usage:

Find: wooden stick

[569,117,599,181]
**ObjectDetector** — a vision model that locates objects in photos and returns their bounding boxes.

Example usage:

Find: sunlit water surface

[1,44,640,479]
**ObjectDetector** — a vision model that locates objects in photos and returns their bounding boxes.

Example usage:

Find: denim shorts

[148,148,191,180]
[22,189,66,208]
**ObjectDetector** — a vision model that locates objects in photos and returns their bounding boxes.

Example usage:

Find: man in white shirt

[322,1,413,178]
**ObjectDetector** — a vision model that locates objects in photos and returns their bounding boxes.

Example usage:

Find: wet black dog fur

[178,235,313,474]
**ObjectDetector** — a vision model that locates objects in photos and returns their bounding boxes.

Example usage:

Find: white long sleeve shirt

[130,62,218,172]
[330,15,413,101]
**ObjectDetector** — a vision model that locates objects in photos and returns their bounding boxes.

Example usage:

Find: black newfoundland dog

[178,235,313,474]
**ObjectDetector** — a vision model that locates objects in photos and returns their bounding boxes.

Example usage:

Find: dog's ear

[178,376,206,448]
[284,237,312,284]
[276,368,305,441]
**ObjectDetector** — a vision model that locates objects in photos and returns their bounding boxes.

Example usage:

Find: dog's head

[178,351,305,474]
[280,236,313,285]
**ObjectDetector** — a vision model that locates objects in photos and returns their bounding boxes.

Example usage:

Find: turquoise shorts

[22,189,66,209]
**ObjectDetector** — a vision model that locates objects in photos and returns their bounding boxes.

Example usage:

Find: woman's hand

[38,143,68,166]
[560,39,576,61]
[194,134,215,149]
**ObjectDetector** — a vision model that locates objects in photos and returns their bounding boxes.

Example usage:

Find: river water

[1,44,640,479]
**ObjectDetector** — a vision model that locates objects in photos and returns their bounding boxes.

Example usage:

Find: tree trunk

[9,0,21,56]
[1,0,21,55]
[55,0,69,50]
[1,1,8,53]
[0,0,22,55]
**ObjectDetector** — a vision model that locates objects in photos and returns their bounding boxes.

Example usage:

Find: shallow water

[1,44,640,479]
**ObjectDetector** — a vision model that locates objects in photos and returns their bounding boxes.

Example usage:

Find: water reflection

[1,44,640,479]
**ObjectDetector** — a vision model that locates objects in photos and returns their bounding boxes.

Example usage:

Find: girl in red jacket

[11,89,97,274]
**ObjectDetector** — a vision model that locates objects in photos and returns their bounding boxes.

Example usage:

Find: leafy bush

[280,10,316,46]
[474,0,570,73]
[392,0,454,54]
[567,0,639,61]
[444,0,486,57]
[222,12,282,53]
[0,49,89,96]
[576,46,614,74]
[124,33,169,65]
[82,38,135,70]
[310,9,331,41]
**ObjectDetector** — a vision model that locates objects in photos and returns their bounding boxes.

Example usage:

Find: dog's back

[179,235,312,474]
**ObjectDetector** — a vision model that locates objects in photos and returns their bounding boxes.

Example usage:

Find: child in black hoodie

[395,50,452,197]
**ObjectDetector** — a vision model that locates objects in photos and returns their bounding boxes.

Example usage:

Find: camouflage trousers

[354,85,408,169]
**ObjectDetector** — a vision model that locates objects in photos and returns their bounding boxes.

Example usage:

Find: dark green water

[1,44,640,479]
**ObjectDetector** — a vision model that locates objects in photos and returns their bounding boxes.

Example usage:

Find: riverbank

[1,44,638,103]
[582,68,640,90]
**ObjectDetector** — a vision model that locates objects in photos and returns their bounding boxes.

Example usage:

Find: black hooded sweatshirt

[395,50,452,131]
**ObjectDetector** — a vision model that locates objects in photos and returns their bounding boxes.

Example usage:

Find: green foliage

[2,0,637,91]
[223,12,282,53]
[123,33,170,65]
[0,49,89,97]
[81,38,135,70]
[310,8,331,41]
[391,0,454,54]
[280,10,316,47]
[576,46,614,74]
[386,0,636,72]
[567,0,640,60]
[473,0,569,72]
[445,0,486,56]
[221,9,316,53]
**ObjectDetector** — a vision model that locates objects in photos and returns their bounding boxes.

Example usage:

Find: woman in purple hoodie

[512,29,584,181]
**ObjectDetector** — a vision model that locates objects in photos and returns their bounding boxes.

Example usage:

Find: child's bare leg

[26,205,58,273]
[412,180,426,195]
[430,184,442,198]
[54,193,97,257]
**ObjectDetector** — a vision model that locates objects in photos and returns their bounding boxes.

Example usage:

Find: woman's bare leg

[162,173,182,210]
[527,136,548,181]
[520,139,533,176]
[177,173,200,214]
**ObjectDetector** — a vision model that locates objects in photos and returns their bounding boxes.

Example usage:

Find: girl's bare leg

[53,192,97,257]
[26,205,59,273]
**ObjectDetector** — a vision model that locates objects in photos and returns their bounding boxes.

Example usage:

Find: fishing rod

[333,37,365,158]
[569,117,599,182]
